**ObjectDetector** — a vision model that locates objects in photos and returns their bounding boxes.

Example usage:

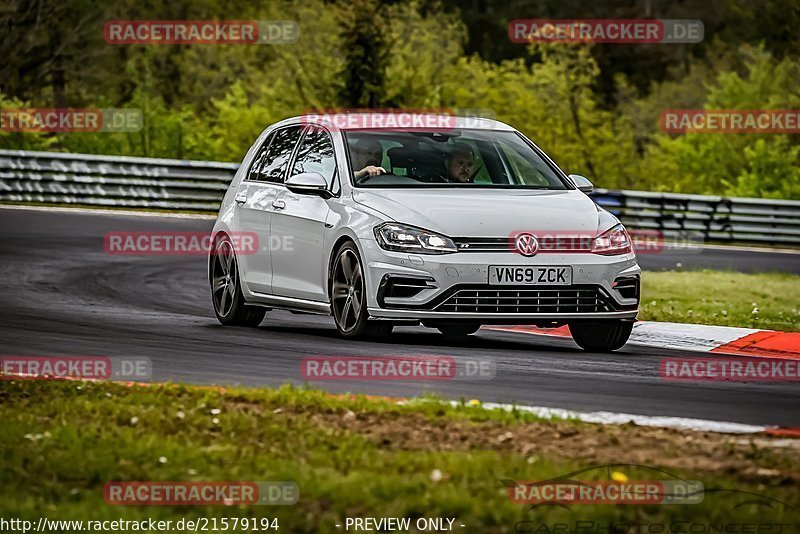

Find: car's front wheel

[211,235,267,327]
[330,242,392,339]
[568,320,633,352]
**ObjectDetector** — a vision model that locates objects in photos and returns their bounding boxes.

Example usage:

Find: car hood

[352,188,603,237]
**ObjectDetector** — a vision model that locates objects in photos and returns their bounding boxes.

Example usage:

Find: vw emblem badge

[514,233,539,256]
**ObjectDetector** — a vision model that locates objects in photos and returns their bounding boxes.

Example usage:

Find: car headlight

[374,223,457,255]
[591,224,632,255]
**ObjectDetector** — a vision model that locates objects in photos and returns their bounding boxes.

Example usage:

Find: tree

[645,45,800,198]
[337,0,390,108]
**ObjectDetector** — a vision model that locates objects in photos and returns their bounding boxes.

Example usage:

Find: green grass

[1,381,798,533]
[640,270,800,331]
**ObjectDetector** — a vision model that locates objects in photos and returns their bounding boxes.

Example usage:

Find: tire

[330,242,392,339]
[568,320,633,352]
[435,322,481,338]
[210,235,267,327]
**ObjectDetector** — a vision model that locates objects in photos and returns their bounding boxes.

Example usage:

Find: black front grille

[452,236,593,253]
[453,237,510,252]
[434,286,613,314]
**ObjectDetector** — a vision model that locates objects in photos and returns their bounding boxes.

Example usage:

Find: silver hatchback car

[209,113,640,351]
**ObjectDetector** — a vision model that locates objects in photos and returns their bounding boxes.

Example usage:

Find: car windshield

[345,129,570,189]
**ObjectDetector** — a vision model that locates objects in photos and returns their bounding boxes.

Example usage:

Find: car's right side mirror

[568,174,594,194]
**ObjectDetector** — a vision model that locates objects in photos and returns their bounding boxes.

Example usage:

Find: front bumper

[358,238,640,322]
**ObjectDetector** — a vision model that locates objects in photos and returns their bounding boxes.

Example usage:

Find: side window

[247,132,275,181]
[258,126,304,184]
[291,127,337,189]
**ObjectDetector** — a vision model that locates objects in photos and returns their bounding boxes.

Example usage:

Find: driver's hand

[355,165,386,179]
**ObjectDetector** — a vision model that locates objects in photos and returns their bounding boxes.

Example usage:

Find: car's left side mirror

[568,174,594,194]
[285,172,332,198]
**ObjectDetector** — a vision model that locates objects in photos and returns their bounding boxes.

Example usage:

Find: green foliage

[439,45,641,189]
[184,82,273,161]
[0,92,57,151]
[645,45,800,198]
[382,1,466,108]
[1,2,798,199]
[731,138,800,199]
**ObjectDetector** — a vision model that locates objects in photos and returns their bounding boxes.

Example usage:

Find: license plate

[488,266,573,286]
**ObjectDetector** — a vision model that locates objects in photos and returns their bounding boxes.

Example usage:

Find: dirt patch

[285,406,800,482]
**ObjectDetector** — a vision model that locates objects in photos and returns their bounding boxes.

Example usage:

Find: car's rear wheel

[331,242,393,339]
[568,320,633,352]
[211,236,267,327]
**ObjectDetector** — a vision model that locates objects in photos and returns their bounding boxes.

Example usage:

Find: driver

[351,138,386,180]
[444,142,476,183]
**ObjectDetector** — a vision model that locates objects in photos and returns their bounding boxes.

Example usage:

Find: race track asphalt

[1,206,797,427]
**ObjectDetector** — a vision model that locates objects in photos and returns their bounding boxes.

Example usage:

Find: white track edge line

[449,400,772,434]
[487,324,800,359]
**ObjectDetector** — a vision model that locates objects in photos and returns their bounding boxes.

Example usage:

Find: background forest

[1,0,799,198]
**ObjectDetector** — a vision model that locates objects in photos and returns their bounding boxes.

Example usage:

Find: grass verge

[640,270,800,332]
[1,380,798,532]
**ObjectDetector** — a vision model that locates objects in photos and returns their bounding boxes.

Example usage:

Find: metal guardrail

[2,149,799,245]
[0,149,237,212]
[591,190,800,245]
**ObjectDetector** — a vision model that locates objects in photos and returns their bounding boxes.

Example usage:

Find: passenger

[351,138,386,180]
[444,142,476,183]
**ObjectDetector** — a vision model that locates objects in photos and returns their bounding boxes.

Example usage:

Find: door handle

[234,193,247,204]
[272,199,286,210]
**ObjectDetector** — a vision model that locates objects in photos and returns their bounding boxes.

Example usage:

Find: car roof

[269,113,517,132]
